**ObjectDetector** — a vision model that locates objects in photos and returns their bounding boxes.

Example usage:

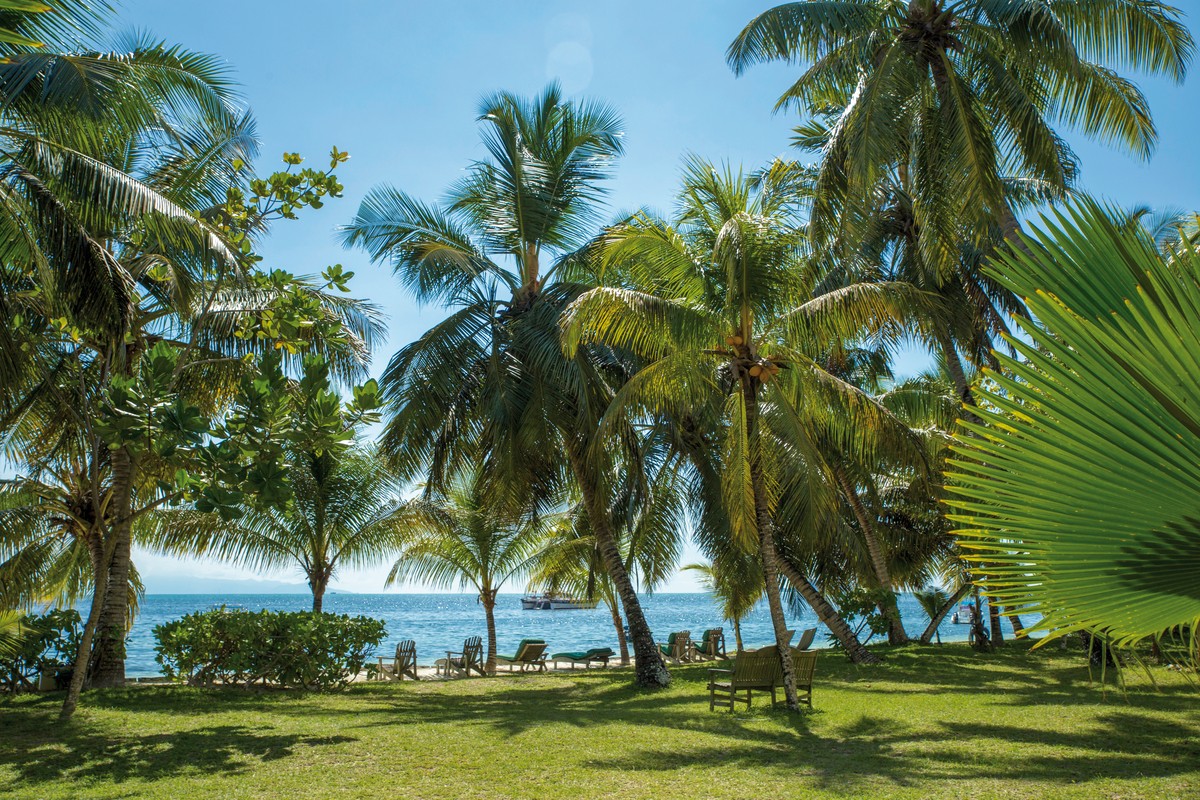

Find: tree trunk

[776,556,880,664]
[919,584,970,644]
[89,447,135,689]
[1008,609,1025,638]
[311,577,327,614]
[482,591,497,676]
[970,584,992,652]
[608,600,629,666]
[743,380,799,710]
[733,617,744,652]
[832,462,908,645]
[989,597,1004,647]
[61,528,108,720]
[568,444,669,688]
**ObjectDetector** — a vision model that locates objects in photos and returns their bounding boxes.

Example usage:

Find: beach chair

[786,649,818,708]
[438,636,485,678]
[377,639,418,681]
[550,647,615,669]
[694,628,727,660]
[707,648,781,711]
[658,630,693,663]
[795,627,817,651]
[495,639,548,673]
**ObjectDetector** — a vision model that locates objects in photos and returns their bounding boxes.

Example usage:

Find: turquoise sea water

[124,592,1025,677]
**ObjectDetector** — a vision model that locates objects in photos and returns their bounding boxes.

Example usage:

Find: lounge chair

[694,628,727,660]
[707,647,780,711]
[550,647,614,669]
[658,630,693,663]
[377,639,418,681]
[795,627,817,651]
[436,636,485,678]
[494,639,548,673]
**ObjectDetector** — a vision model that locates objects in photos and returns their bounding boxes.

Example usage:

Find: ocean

[123,592,1024,677]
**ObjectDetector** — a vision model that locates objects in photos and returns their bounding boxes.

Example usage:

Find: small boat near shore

[521,594,598,610]
[950,602,976,624]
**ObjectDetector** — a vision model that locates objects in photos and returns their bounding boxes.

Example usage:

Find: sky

[113,0,1200,593]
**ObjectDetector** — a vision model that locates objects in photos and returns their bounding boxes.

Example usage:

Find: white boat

[950,602,975,624]
[521,594,597,610]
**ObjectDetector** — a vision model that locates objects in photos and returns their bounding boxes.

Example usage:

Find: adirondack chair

[795,627,817,651]
[438,636,485,678]
[707,648,781,711]
[377,640,418,681]
[658,630,693,663]
[694,628,727,660]
[495,639,548,672]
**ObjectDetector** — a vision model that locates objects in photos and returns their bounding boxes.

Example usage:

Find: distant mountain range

[140,575,352,595]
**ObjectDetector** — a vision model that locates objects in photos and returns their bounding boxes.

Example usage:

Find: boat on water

[950,602,976,624]
[521,594,598,610]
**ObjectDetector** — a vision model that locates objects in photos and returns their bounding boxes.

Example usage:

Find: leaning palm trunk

[568,445,668,687]
[776,556,880,664]
[744,383,799,710]
[608,600,630,666]
[89,447,135,689]
[832,463,908,645]
[61,528,108,720]
[919,584,970,645]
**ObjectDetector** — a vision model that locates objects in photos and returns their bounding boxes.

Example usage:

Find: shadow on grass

[0,642,1196,796]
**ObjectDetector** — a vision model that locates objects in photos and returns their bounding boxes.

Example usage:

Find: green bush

[154,609,386,689]
[0,609,81,693]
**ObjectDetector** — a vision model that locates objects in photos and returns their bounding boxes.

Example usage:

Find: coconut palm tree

[564,158,924,707]
[342,84,673,687]
[390,471,554,675]
[727,0,1193,259]
[684,555,763,652]
[145,447,407,613]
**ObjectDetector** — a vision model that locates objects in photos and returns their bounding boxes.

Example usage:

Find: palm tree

[727,0,1193,258]
[390,471,553,675]
[342,84,673,687]
[684,555,763,652]
[949,200,1200,666]
[146,448,407,613]
[565,158,921,707]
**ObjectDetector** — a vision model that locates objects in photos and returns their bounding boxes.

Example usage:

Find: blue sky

[119,0,1199,593]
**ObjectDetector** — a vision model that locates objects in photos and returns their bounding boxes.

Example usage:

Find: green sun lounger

[494,639,548,672]
[550,647,614,668]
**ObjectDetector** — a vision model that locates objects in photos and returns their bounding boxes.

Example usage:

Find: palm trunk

[311,577,327,614]
[608,600,629,666]
[971,584,992,652]
[61,528,107,720]
[568,444,668,687]
[743,380,800,710]
[776,556,880,664]
[89,447,135,689]
[832,463,908,645]
[483,591,497,676]
[1007,609,1025,638]
[989,597,1004,646]
[919,584,970,644]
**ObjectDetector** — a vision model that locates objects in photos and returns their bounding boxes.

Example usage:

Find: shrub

[154,609,386,689]
[0,609,81,693]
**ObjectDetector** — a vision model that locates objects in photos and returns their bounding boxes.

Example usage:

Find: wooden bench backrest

[731,648,781,688]
[791,649,818,685]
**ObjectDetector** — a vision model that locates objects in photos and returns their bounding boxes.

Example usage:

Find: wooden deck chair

[694,628,726,660]
[795,627,817,651]
[657,630,692,663]
[439,636,485,678]
[495,639,548,672]
[707,648,781,711]
[377,640,418,681]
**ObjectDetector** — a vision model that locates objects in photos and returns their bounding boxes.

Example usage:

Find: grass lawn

[1,641,1198,799]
